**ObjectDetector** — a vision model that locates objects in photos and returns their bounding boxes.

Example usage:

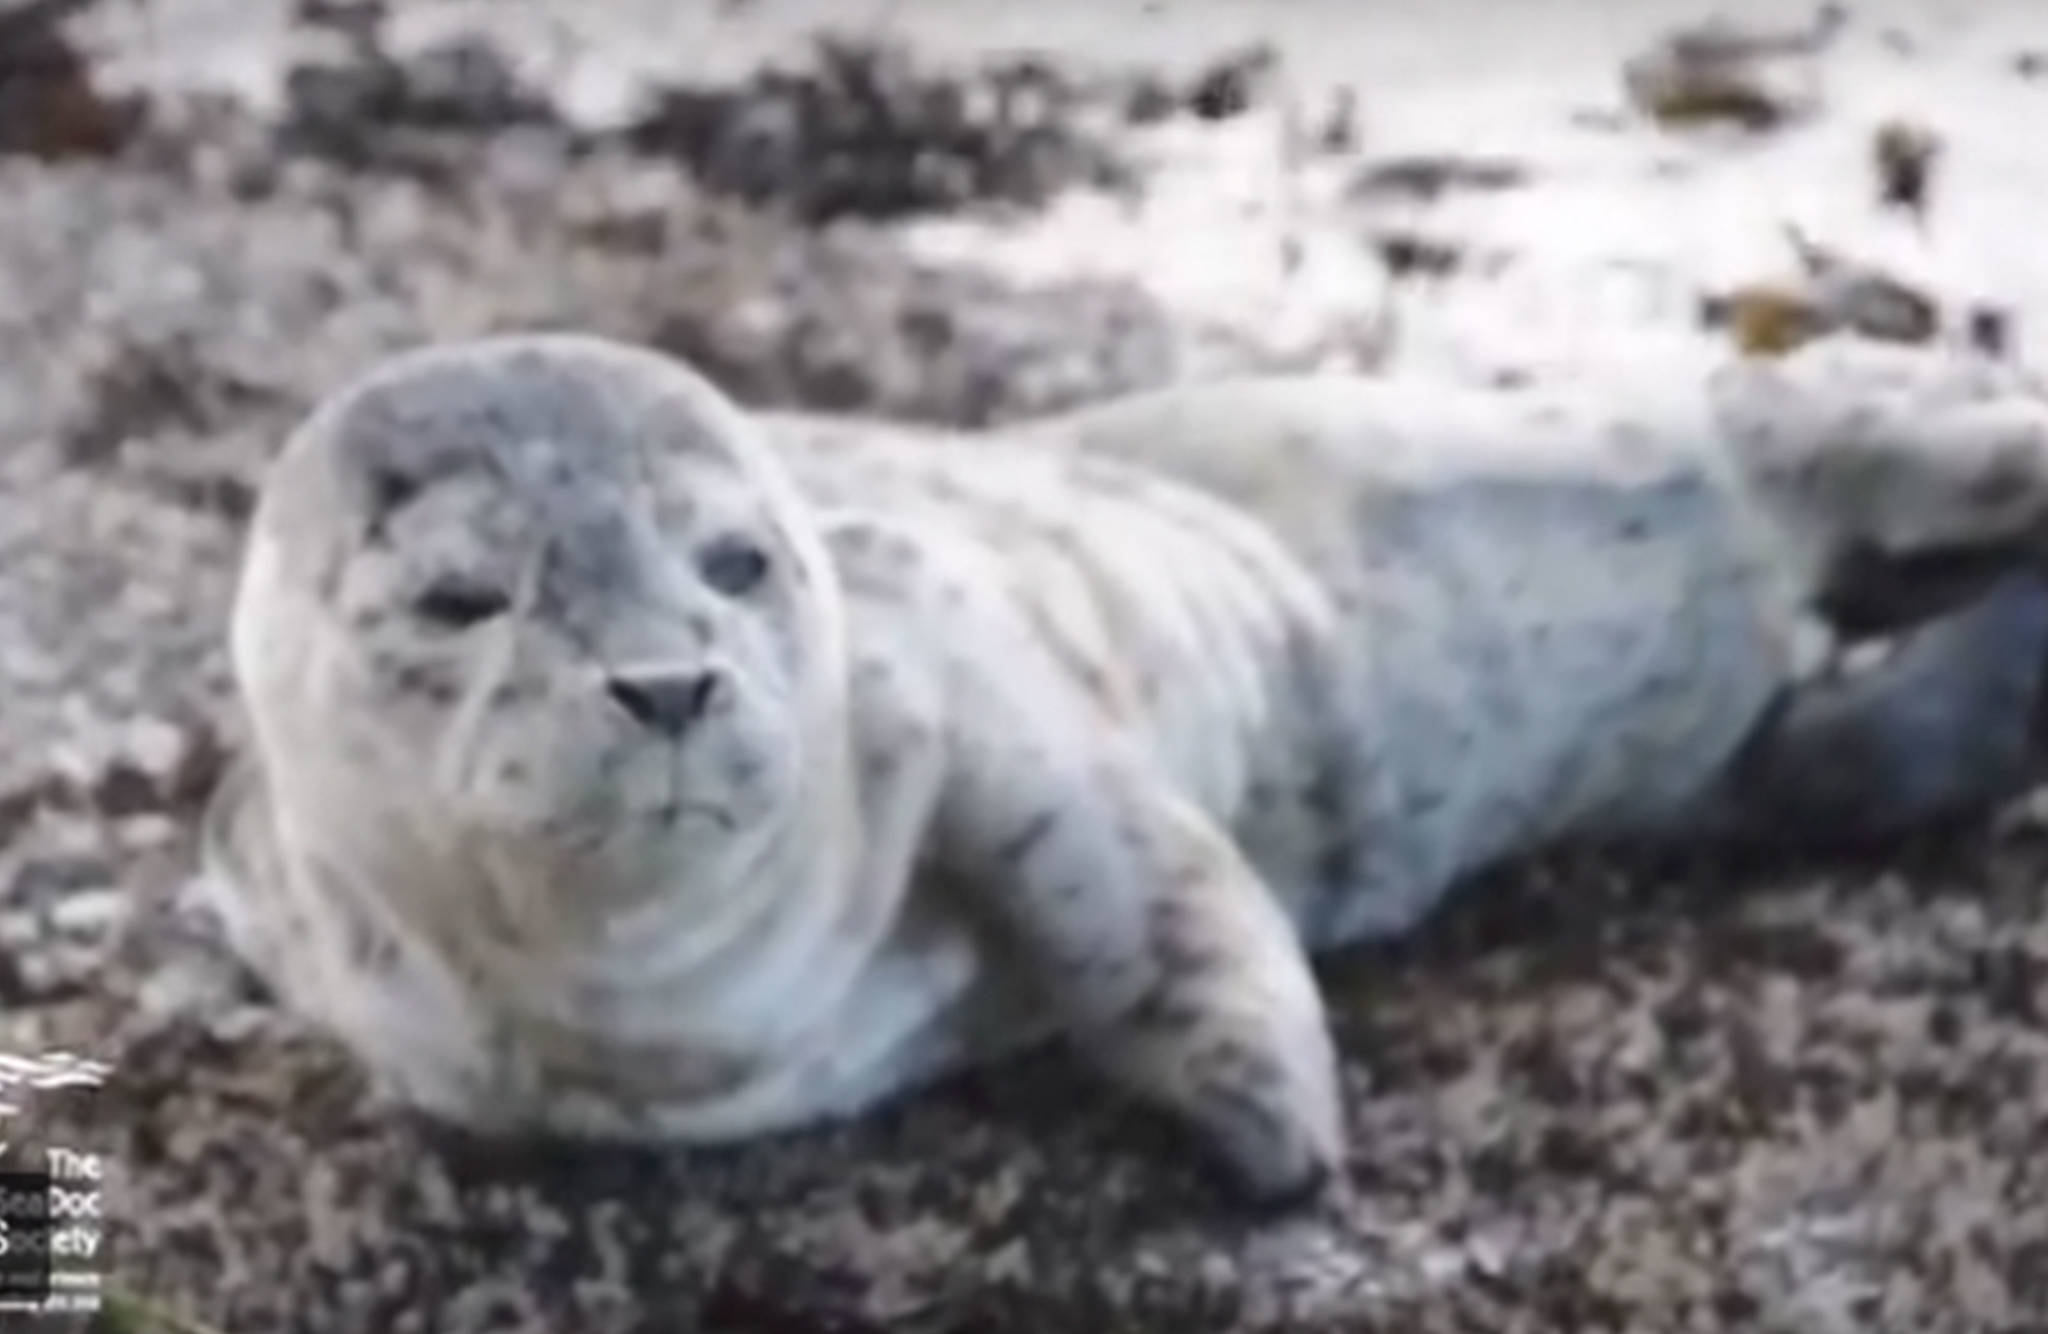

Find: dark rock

[1121,72,1179,125]
[58,335,285,466]
[277,20,562,176]
[0,0,144,159]
[1622,6,1843,132]
[622,37,1132,223]
[1349,155,1528,202]
[1312,86,1359,154]
[1373,231,1464,279]
[1968,305,2012,358]
[1874,118,1940,219]
[1186,43,1278,122]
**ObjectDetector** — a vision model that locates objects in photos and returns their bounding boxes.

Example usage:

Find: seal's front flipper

[1711,572,2048,850]
[940,747,1344,1206]
[921,545,1345,1208]
[933,660,1342,1207]
[198,754,296,1002]
[1072,792,1344,1209]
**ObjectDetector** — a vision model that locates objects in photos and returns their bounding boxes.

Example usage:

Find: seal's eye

[412,579,511,630]
[698,536,770,596]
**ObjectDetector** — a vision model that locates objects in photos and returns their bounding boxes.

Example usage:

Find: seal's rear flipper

[1714,340,2048,606]
[1813,540,2039,640]
[1708,572,2048,851]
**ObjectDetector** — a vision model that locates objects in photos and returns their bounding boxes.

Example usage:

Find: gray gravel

[1,4,2044,1332]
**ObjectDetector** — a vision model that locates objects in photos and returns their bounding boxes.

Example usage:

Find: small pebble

[48,887,127,935]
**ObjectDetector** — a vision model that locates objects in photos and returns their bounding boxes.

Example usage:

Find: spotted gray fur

[206,333,2048,1206]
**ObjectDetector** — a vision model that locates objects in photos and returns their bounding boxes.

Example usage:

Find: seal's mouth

[651,800,737,832]
[526,793,733,846]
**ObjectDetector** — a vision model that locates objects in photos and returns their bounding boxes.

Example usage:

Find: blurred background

[2,2,2046,1330]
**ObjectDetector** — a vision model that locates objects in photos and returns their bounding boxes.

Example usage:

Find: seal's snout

[606,666,723,738]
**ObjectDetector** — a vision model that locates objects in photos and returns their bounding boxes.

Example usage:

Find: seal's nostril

[607,669,720,737]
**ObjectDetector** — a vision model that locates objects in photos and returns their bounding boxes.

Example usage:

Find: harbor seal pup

[205,332,2048,1205]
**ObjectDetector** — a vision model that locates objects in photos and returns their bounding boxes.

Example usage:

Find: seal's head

[230,334,849,931]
